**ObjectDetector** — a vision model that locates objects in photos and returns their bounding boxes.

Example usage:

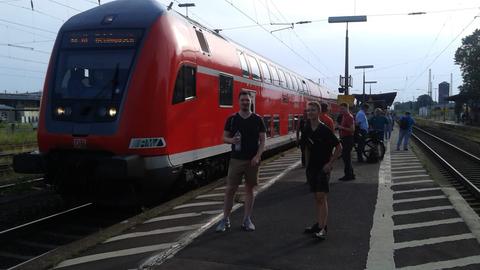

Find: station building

[0,92,41,123]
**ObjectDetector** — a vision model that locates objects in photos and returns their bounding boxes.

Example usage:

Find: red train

[14,0,338,202]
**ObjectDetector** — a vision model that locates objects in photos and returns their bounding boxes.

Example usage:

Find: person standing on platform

[397,111,415,151]
[369,108,389,141]
[338,103,356,181]
[319,103,335,131]
[385,111,393,140]
[355,104,369,162]
[216,91,266,232]
[296,110,308,167]
[303,101,342,240]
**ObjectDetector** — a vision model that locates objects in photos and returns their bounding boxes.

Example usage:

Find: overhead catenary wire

[0,18,57,34]
[0,65,45,73]
[264,0,336,82]
[47,0,82,12]
[0,44,51,55]
[1,1,66,22]
[218,6,480,31]
[406,12,480,90]
[0,22,55,40]
[223,0,335,89]
[0,72,45,79]
[164,0,217,29]
[8,39,55,45]
[406,15,451,92]
[0,54,48,65]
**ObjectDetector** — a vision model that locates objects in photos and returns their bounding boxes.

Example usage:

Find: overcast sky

[1,0,480,102]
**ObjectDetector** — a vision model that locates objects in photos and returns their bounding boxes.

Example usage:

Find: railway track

[412,126,480,207]
[0,145,298,270]
[0,177,44,192]
[0,203,138,270]
[0,148,37,175]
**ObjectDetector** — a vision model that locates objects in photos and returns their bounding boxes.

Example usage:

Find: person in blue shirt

[355,104,369,162]
[397,111,415,151]
[369,108,388,141]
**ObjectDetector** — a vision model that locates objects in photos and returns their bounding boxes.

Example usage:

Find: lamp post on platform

[365,80,377,97]
[354,65,374,104]
[328,15,367,95]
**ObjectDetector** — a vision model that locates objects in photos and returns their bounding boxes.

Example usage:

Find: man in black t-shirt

[296,110,307,167]
[216,91,266,233]
[302,101,342,240]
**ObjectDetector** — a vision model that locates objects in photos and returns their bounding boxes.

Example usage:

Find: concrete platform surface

[53,128,480,270]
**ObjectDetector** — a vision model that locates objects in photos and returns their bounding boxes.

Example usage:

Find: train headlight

[56,107,65,116]
[108,107,117,117]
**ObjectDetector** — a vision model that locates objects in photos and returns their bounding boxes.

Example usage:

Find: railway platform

[51,129,480,270]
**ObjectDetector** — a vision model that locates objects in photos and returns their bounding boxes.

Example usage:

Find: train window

[195,30,210,54]
[290,74,298,91]
[285,72,293,90]
[172,65,196,104]
[263,116,272,138]
[277,69,286,88]
[270,66,280,86]
[288,114,294,133]
[273,115,280,136]
[247,55,261,81]
[301,80,308,93]
[259,61,272,84]
[296,77,304,93]
[219,74,233,106]
[237,51,250,77]
[54,50,135,100]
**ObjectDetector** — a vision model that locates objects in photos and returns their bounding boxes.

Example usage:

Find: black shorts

[306,168,330,193]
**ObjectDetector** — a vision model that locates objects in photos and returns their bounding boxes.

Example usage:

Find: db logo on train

[73,138,87,149]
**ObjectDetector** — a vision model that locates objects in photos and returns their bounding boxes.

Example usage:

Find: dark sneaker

[304,223,320,234]
[315,226,328,240]
[404,148,409,151]
[241,217,255,231]
[215,218,231,232]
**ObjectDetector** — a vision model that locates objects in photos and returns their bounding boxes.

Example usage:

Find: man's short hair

[238,91,252,99]
[307,101,321,112]
[405,111,411,115]
[321,103,329,113]
[361,103,370,110]
[340,103,348,109]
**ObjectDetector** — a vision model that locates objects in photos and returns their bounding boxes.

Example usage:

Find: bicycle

[354,130,385,162]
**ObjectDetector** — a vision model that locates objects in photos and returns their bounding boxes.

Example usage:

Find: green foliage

[0,128,37,146]
[417,94,433,107]
[455,29,480,100]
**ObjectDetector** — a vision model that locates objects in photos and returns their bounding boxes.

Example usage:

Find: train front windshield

[53,30,142,101]
[54,50,134,100]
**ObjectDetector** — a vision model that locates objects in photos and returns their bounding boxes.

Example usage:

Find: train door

[242,89,256,113]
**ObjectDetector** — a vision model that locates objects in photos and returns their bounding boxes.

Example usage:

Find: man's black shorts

[306,167,330,193]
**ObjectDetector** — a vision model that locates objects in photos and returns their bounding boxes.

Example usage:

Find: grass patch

[0,126,37,146]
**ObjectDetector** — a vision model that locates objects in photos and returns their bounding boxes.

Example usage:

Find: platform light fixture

[178,3,195,17]
[355,65,374,104]
[328,15,367,95]
[365,80,378,96]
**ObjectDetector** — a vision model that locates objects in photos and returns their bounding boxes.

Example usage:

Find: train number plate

[73,138,87,149]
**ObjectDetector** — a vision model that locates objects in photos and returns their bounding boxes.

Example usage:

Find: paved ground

[155,159,379,270]
[53,128,480,270]
[368,129,480,270]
